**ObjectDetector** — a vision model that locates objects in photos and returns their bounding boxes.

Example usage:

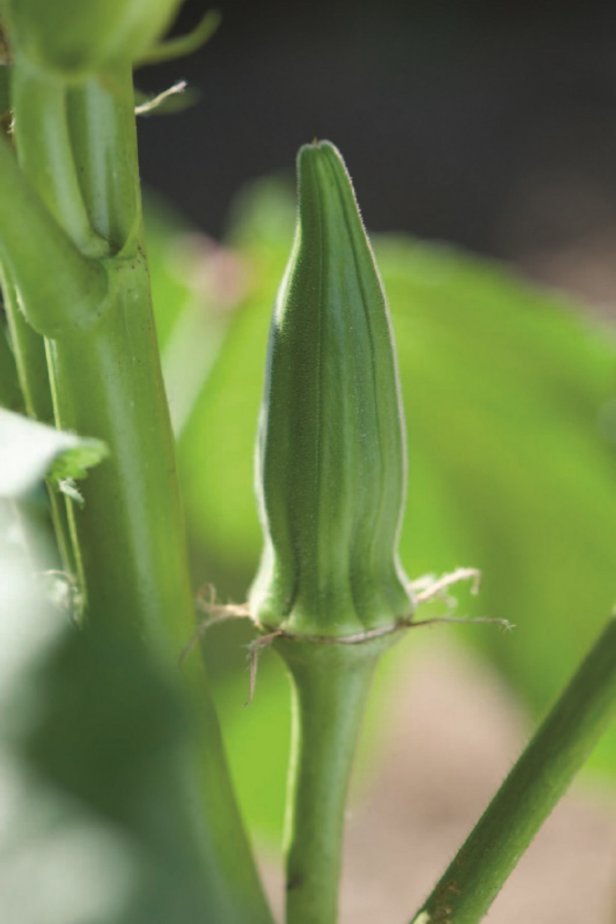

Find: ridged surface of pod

[250,140,412,638]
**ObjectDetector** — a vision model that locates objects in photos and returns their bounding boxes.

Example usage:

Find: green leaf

[48,440,108,483]
[0,408,108,499]
[380,238,616,778]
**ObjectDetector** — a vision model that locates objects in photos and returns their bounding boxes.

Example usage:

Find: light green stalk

[279,635,399,924]
[0,45,273,924]
[411,615,616,924]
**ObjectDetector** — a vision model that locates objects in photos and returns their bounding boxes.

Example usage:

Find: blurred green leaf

[381,239,616,715]
[0,507,230,923]
[144,194,198,350]
[149,179,616,842]
[18,624,188,828]
[202,618,290,843]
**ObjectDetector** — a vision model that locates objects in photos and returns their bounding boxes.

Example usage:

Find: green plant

[0,6,614,924]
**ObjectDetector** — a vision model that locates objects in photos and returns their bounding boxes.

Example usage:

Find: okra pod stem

[280,636,399,924]
[0,25,275,919]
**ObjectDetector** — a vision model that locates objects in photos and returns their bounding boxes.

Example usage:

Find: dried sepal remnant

[250,140,412,639]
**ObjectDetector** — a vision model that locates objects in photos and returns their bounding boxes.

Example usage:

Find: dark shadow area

[137,0,616,278]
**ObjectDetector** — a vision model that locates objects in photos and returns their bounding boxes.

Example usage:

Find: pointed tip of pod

[295,140,363,247]
[296,139,345,178]
[298,138,339,157]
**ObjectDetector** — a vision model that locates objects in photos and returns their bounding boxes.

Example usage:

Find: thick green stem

[6,58,273,924]
[278,636,395,924]
[411,615,616,924]
[46,256,192,641]
[73,153,267,924]
[46,263,273,924]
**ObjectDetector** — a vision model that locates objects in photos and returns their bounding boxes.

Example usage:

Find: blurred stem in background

[411,615,616,924]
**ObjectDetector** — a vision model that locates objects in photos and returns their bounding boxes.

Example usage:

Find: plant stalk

[278,635,396,924]
[411,615,616,924]
[4,56,274,924]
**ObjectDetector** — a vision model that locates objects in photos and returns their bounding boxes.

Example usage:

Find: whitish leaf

[0,408,107,499]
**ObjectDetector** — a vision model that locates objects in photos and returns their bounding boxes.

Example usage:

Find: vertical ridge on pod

[251,140,412,638]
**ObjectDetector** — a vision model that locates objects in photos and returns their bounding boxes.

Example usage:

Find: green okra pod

[250,140,412,640]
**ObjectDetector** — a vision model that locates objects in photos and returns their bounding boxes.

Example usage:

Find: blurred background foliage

[145,175,616,843]
[0,423,221,922]
[136,5,616,847]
